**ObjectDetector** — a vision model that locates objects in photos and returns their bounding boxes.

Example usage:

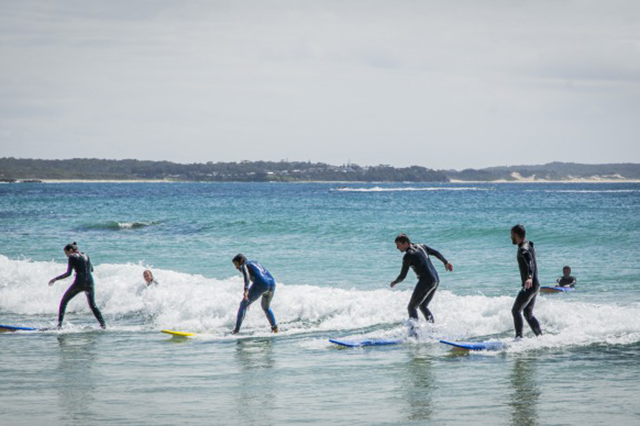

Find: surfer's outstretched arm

[49,258,73,286]
[424,245,453,271]
[391,258,410,287]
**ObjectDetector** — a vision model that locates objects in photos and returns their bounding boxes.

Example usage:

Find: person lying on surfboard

[556,266,576,288]
[232,254,278,334]
[510,225,543,339]
[48,242,106,330]
[390,234,453,334]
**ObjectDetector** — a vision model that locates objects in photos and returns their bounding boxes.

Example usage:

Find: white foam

[528,189,640,194]
[332,186,489,192]
[1,255,639,351]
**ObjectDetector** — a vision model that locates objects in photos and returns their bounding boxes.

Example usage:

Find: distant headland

[1,158,639,183]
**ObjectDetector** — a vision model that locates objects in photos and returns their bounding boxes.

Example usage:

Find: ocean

[1,181,639,425]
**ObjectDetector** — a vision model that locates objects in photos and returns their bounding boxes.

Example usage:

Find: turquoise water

[1,182,640,425]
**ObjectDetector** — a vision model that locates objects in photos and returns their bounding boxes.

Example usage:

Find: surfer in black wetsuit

[390,234,453,328]
[48,242,106,329]
[510,225,542,339]
[556,266,576,288]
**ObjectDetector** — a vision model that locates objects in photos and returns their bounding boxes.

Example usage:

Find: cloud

[1,0,639,168]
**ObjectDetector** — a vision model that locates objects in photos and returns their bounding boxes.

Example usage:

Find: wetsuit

[55,253,105,328]
[512,240,542,338]
[394,244,448,323]
[557,276,576,287]
[234,261,277,332]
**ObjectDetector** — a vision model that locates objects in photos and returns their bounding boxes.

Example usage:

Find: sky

[1,0,639,170]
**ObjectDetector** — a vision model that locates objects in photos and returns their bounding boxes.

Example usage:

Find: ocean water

[1,181,639,425]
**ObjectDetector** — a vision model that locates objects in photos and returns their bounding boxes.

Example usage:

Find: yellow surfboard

[161,329,196,337]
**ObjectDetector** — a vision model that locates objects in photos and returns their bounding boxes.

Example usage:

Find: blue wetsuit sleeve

[55,257,73,281]
[424,244,448,265]
[241,264,251,292]
[394,254,411,284]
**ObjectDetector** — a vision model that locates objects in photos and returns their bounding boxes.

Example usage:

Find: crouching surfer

[232,254,278,334]
[390,233,453,336]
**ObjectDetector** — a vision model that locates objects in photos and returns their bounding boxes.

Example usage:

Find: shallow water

[1,182,639,424]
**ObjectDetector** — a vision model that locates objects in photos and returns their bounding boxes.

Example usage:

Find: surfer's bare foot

[232,329,239,334]
[271,325,278,333]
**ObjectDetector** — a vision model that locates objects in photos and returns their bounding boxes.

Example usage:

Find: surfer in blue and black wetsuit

[232,254,278,334]
[390,234,453,330]
[510,225,542,339]
[48,242,106,329]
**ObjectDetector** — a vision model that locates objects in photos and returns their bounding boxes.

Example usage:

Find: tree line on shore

[1,158,638,182]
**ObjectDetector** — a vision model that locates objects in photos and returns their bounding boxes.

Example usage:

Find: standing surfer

[510,225,542,338]
[48,242,106,329]
[232,254,278,334]
[390,234,453,333]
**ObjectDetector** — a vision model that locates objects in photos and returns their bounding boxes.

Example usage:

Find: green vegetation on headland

[0,158,446,182]
[1,158,639,182]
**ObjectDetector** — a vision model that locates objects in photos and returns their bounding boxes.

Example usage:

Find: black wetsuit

[512,240,542,338]
[394,244,448,323]
[55,253,105,328]
[557,276,576,287]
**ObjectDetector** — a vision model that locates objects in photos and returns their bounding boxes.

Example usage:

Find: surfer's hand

[243,291,249,301]
[524,278,533,289]
[445,262,453,272]
[48,279,56,287]
[390,281,396,288]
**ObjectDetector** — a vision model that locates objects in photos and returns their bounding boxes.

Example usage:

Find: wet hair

[563,266,571,272]
[511,225,526,239]
[64,242,78,252]
[232,253,246,264]
[394,233,411,244]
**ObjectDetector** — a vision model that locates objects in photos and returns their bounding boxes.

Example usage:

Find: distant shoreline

[3,178,638,184]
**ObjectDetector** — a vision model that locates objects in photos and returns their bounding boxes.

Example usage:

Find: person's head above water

[511,225,526,245]
[232,253,247,270]
[562,266,572,277]
[394,233,411,252]
[63,242,79,256]
[143,270,154,284]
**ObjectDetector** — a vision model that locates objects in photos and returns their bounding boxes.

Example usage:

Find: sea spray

[2,255,639,350]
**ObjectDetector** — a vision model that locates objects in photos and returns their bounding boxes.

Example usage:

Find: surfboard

[0,324,39,333]
[329,338,405,348]
[439,339,505,351]
[540,286,575,293]
[161,329,196,337]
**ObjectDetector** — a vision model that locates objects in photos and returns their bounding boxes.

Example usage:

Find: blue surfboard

[439,339,505,351]
[330,338,405,348]
[540,286,574,294]
[0,324,39,332]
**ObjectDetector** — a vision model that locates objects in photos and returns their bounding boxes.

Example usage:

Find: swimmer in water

[143,269,159,286]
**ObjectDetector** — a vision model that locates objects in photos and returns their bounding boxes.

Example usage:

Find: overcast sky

[1,0,639,169]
